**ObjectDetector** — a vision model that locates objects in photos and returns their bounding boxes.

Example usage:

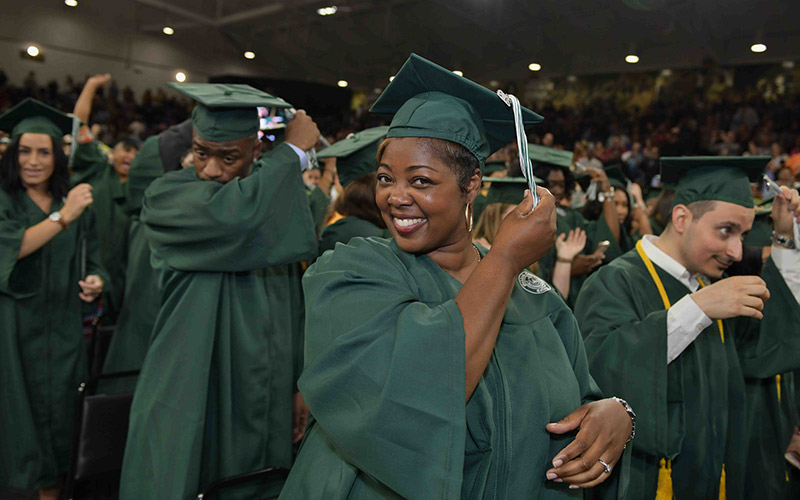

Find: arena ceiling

[57,0,800,89]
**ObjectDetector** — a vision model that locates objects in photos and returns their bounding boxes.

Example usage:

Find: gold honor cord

[635,240,727,499]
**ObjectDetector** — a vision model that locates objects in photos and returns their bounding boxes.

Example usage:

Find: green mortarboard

[484,160,507,174]
[661,156,769,209]
[604,164,629,190]
[317,126,389,187]
[0,98,75,140]
[370,53,543,168]
[483,176,542,205]
[528,144,573,169]
[167,83,292,142]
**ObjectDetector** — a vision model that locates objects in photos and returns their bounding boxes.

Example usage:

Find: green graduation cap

[483,176,542,205]
[604,164,629,190]
[369,53,543,168]
[528,144,573,169]
[317,126,389,187]
[661,156,769,209]
[0,98,75,140]
[744,207,773,247]
[166,83,292,142]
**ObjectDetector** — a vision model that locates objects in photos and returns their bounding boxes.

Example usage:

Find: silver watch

[772,231,796,250]
[612,396,636,446]
[48,211,68,229]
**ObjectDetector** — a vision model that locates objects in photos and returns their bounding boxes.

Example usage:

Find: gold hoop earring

[465,203,473,233]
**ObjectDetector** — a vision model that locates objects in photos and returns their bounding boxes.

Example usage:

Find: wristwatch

[49,211,68,230]
[598,186,616,203]
[772,231,796,250]
[612,396,636,446]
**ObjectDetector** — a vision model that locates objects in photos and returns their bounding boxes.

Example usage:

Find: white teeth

[394,217,425,227]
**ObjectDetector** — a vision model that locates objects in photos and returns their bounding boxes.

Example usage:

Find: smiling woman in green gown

[0,99,108,500]
[279,54,634,499]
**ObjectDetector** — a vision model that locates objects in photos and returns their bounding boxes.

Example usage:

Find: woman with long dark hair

[0,99,107,500]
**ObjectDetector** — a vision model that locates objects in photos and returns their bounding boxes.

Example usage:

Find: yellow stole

[635,240,727,500]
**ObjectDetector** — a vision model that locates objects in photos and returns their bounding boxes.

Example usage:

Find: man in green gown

[99,119,193,389]
[575,156,800,499]
[317,126,390,255]
[119,83,319,499]
[69,74,141,322]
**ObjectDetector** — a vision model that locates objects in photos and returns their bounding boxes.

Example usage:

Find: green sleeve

[141,143,318,272]
[70,140,108,186]
[298,239,466,498]
[307,186,330,233]
[125,136,163,216]
[575,267,678,460]
[0,191,36,298]
[590,216,626,263]
[733,257,800,378]
[79,208,110,287]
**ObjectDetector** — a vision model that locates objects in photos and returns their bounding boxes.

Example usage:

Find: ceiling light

[175,71,187,82]
[782,61,795,69]
[26,45,40,57]
[453,70,463,76]
[244,51,255,59]
[64,0,78,6]
[625,54,640,64]
[389,75,395,82]
[162,26,174,35]
[751,43,767,53]
[337,80,348,88]
[489,80,500,87]
[528,63,542,72]
[567,75,577,83]
[317,6,338,16]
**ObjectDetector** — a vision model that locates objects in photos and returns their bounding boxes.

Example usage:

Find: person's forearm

[456,251,517,401]
[19,219,62,259]
[74,81,100,125]
[602,199,621,242]
[318,170,335,198]
[552,261,572,298]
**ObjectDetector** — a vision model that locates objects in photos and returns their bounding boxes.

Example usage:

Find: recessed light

[528,63,542,72]
[175,71,187,82]
[244,51,255,59]
[389,76,395,82]
[337,80,348,88]
[751,43,767,53]
[26,45,40,57]
[453,70,463,77]
[163,26,174,35]
[65,0,78,7]
[625,54,640,64]
[317,6,338,16]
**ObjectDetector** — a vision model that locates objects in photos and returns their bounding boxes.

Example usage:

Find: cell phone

[763,174,783,198]
[594,240,611,255]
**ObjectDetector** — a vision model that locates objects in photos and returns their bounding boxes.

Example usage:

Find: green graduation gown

[119,143,317,500]
[318,216,389,255]
[70,140,130,322]
[537,206,593,307]
[279,237,628,499]
[0,190,107,489]
[575,250,800,499]
[308,186,330,234]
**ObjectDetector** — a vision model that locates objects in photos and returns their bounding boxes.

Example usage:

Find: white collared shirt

[639,235,713,364]
[640,234,800,364]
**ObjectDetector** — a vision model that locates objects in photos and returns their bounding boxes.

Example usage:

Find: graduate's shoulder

[142,166,200,197]
[309,236,407,280]
[583,248,647,290]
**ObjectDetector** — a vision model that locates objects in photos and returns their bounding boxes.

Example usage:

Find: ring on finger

[598,458,611,474]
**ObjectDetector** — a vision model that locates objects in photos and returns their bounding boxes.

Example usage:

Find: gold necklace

[473,245,482,263]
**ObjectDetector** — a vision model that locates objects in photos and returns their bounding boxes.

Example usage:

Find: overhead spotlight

[528,63,542,72]
[175,71,187,82]
[244,51,256,59]
[625,54,640,64]
[389,75,395,82]
[453,70,463,76]
[750,43,767,53]
[64,0,78,6]
[317,6,338,16]
[162,26,175,35]
[337,80,348,88]
[26,45,40,57]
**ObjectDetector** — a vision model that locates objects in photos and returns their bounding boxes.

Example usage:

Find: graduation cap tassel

[496,90,539,210]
